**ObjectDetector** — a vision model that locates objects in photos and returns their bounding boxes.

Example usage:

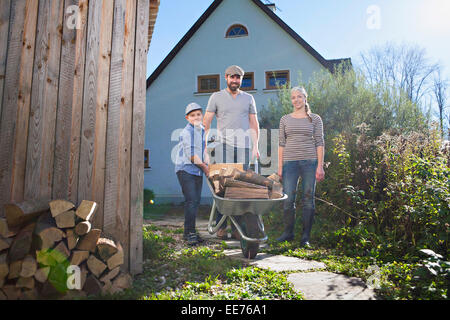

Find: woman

[277,87,325,246]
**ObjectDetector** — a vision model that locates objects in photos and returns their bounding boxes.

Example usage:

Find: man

[203,65,260,239]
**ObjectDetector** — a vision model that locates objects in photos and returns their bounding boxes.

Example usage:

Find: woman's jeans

[177,170,203,235]
[282,159,318,243]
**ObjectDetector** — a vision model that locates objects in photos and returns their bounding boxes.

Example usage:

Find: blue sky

[147,0,450,101]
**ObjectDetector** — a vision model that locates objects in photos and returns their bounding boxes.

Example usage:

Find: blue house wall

[145,0,343,203]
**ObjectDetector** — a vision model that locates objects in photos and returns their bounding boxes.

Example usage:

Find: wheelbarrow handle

[249,158,259,174]
[208,201,227,234]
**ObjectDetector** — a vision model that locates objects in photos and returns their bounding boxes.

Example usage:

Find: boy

[175,103,209,246]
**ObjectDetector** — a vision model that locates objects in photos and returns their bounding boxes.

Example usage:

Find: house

[145,0,350,203]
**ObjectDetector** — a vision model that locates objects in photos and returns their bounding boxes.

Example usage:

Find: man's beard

[227,82,240,92]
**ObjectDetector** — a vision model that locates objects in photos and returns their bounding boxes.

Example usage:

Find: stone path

[147,217,378,300]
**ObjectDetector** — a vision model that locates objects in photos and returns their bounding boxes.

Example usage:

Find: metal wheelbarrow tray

[206,179,287,259]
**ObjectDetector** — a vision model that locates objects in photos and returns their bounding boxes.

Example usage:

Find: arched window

[226,24,248,38]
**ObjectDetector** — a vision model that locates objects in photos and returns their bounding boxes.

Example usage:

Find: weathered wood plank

[103,0,125,236]
[104,0,136,272]
[78,0,114,229]
[25,0,64,201]
[0,0,12,125]
[67,0,88,204]
[129,0,149,275]
[53,0,80,201]
[0,0,39,216]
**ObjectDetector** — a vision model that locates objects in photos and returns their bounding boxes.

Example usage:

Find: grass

[102,196,446,300]
[107,225,303,300]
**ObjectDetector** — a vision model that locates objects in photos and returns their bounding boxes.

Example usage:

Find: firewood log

[54,210,75,228]
[39,280,64,299]
[34,212,65,249]
[75,221,91,236]
[20,255,37,278]
[0,253,8,279]
[76,229,101,253]
[223,178,267,189]
[112,272,132,290]
[232,169,274,188]
[209,163,244,173]
[8,260,22,279]
[100,266,120,283]
[80,263,88,290]
[16,276,35,289]
[83,274,102,296]
[8,222,35,262]
[0,289,6,300]
[96,238,118,262]
[267,173,281,183]
[20,288,39,300]
[1,284,21,300]
[34,267,50,283]
[65,229,79,250]
[70,250,89,266]
[4,199,49,228]
[53,241,70,261]
[101,279,113,295]
[0,218,18,238]
[224,187,269,199]
[0,237,12,252]
[87,255,107,278]
[269,182,284,199]
[106,242,124,270]
[75,200,98,221]
[49,199,75,218]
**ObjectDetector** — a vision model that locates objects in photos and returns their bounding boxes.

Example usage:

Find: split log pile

[0,199,132,300]
[208,163,284,200]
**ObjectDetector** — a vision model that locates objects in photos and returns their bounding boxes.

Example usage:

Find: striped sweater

[279,113,324,161]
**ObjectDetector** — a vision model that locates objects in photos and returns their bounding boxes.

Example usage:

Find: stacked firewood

[0,199,132,300]
[209,164,283,199]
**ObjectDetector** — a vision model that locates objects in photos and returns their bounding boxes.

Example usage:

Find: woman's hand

[316,165,325,182]
[277,166,283,182]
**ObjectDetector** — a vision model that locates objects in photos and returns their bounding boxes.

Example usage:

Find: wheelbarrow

[206,176,287,259]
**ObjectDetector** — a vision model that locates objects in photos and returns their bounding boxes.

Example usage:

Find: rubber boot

[276,210,295,242]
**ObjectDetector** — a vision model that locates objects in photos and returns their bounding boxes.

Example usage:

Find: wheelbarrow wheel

[240,213,260,259]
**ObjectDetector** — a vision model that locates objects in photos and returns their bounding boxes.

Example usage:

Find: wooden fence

[0,0,158,275]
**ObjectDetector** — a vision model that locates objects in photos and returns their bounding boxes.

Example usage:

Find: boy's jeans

[177,170,203,235]
[282,159,318,243]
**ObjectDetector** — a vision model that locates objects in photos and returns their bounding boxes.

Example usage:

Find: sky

[146,0,450,107]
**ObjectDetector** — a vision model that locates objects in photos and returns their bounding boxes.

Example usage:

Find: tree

[359,42,438,105]
[432,67,449,138]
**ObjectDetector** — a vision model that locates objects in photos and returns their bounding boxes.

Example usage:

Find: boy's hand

[202,163,209,177]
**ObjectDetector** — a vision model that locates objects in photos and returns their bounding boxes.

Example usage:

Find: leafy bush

[259,63,449,299]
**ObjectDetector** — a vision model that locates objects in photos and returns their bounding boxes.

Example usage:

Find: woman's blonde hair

[291,86,312,122]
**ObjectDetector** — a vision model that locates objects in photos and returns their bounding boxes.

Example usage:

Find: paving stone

[287,271,378,300]
[223,250,326,272]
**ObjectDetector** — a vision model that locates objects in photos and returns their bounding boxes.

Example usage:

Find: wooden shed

[0,0,160,275]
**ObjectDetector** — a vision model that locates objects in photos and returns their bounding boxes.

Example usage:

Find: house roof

[146,0,351,88]
[148,0,160,48]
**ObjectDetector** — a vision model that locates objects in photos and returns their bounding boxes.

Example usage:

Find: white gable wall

[145,0,327,203]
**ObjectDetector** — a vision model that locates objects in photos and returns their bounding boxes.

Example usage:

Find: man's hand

[252,147,260,161]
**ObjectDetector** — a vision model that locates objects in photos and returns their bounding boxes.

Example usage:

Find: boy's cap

[225,65,244,76]
[185,102,202,116]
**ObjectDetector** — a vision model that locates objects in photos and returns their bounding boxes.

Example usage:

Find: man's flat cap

[225,65,244,76]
